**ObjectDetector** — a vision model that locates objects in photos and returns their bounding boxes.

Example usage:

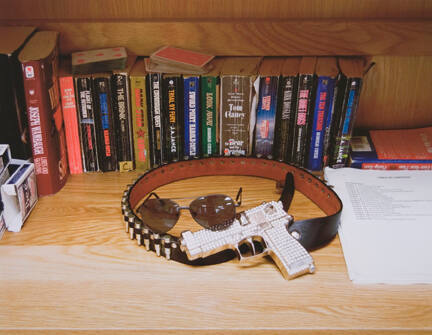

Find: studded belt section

[121,157,343,265]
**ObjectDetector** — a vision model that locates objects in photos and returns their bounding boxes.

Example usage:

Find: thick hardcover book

[111,56,136,172]
[183,75,200,159]
[291,57,317,167]
[200,57,224,157]
[330,57,366,168]
[92,73,117,172]
[18,31,69,196]
[0,26,35,160]
[306,57,338,171]
[220,57,261,156]
[146,72,163,167]
[130,58,150,171]
[350,128,432,170]
[74,75,99,172]
[162,74,183,163]
[273,57,301,162]
[253,57,285,159]
[59,57,83,174]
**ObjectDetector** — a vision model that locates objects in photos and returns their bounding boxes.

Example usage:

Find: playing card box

[72,47,128,74]
[1,160,38,232]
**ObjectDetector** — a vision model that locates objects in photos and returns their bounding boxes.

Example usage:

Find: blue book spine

[183,76,200,159]
[307,76,335,171]
[254,76,279,159]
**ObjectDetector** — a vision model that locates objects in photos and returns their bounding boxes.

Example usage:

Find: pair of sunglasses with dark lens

[138,188,243,233]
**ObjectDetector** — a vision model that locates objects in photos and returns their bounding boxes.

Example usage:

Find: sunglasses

[138,188,243,233]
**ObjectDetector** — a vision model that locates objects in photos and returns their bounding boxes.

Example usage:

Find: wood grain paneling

[1,0,432,20]
[357,56,432,129]
[3,19,432,57]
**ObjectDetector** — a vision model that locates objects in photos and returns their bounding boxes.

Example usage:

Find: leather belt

[121,157,342,265]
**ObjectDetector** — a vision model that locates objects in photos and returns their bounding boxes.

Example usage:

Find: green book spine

[130,74,150,171]
[200,76,218,157]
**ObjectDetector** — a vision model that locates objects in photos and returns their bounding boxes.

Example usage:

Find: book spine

[75,77,99,172]
[351,160,432,170]
[92,76,117,172]
[331,78,362,168]
[200,75,218,157]
[292,74,316,167]
[59,75,83,174]
[21,56,68,195]
[111,73,134,172]
[322,73,341,167]
[253,76,279,159]
[306,76,335,171]
[146,73,163,167]
[273,75,298,162]
[220,75,252,156]
[130,74,150,171]
[183,76,200,159]
[163,76,183,163]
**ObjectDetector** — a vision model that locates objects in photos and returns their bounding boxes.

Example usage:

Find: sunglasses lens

[138,198,179,233]
[189,195,236,229]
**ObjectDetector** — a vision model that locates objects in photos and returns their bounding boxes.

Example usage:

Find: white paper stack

[324,167,432,284]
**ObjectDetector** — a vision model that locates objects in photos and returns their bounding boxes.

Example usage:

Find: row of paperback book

[61,54,369,176]
[0,27,369,197]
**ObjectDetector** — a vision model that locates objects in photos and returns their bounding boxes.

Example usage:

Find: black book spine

[162,76,183,164]
[273,75,299,162]
[292,74,316,167]
[330,77,363,167]
[111,73,134,171]
[75,76,99,172]
[146,73,163,167]
[92,76,117,172]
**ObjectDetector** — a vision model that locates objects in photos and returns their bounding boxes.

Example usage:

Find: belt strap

[121,157,342,265]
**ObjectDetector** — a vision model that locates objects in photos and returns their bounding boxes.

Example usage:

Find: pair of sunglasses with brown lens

[138,188,243,233]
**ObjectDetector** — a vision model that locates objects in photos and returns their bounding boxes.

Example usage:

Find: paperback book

[183,75,200,159]
[272,57,301,162]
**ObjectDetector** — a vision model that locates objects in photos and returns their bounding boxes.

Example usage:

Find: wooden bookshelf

[1,1,432,333]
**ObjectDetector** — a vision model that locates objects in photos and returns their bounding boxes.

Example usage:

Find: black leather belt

[121,157,342,265]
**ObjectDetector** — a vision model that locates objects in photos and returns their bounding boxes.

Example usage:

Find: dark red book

[18,31,69,196]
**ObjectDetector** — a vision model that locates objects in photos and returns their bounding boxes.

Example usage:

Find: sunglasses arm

[143,192,161,203]
[235,187,243,206]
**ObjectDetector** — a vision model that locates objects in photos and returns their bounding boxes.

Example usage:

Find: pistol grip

[263,227,315,280]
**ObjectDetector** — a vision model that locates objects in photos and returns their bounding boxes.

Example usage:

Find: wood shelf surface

[0,172,431,334]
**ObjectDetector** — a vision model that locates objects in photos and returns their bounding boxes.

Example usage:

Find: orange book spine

[59,76,83,174]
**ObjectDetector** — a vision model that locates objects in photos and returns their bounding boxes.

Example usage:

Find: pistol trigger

[246,237,256,255]
[235,244,244,261]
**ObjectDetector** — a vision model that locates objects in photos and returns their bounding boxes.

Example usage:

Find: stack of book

[350,126,432,170]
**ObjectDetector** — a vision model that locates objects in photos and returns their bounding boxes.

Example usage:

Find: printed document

[324,167,432,284]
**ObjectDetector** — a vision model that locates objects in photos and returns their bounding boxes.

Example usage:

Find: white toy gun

[180,201,315,280]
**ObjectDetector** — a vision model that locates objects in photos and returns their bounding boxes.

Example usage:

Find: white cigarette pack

[1,161,38,232]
